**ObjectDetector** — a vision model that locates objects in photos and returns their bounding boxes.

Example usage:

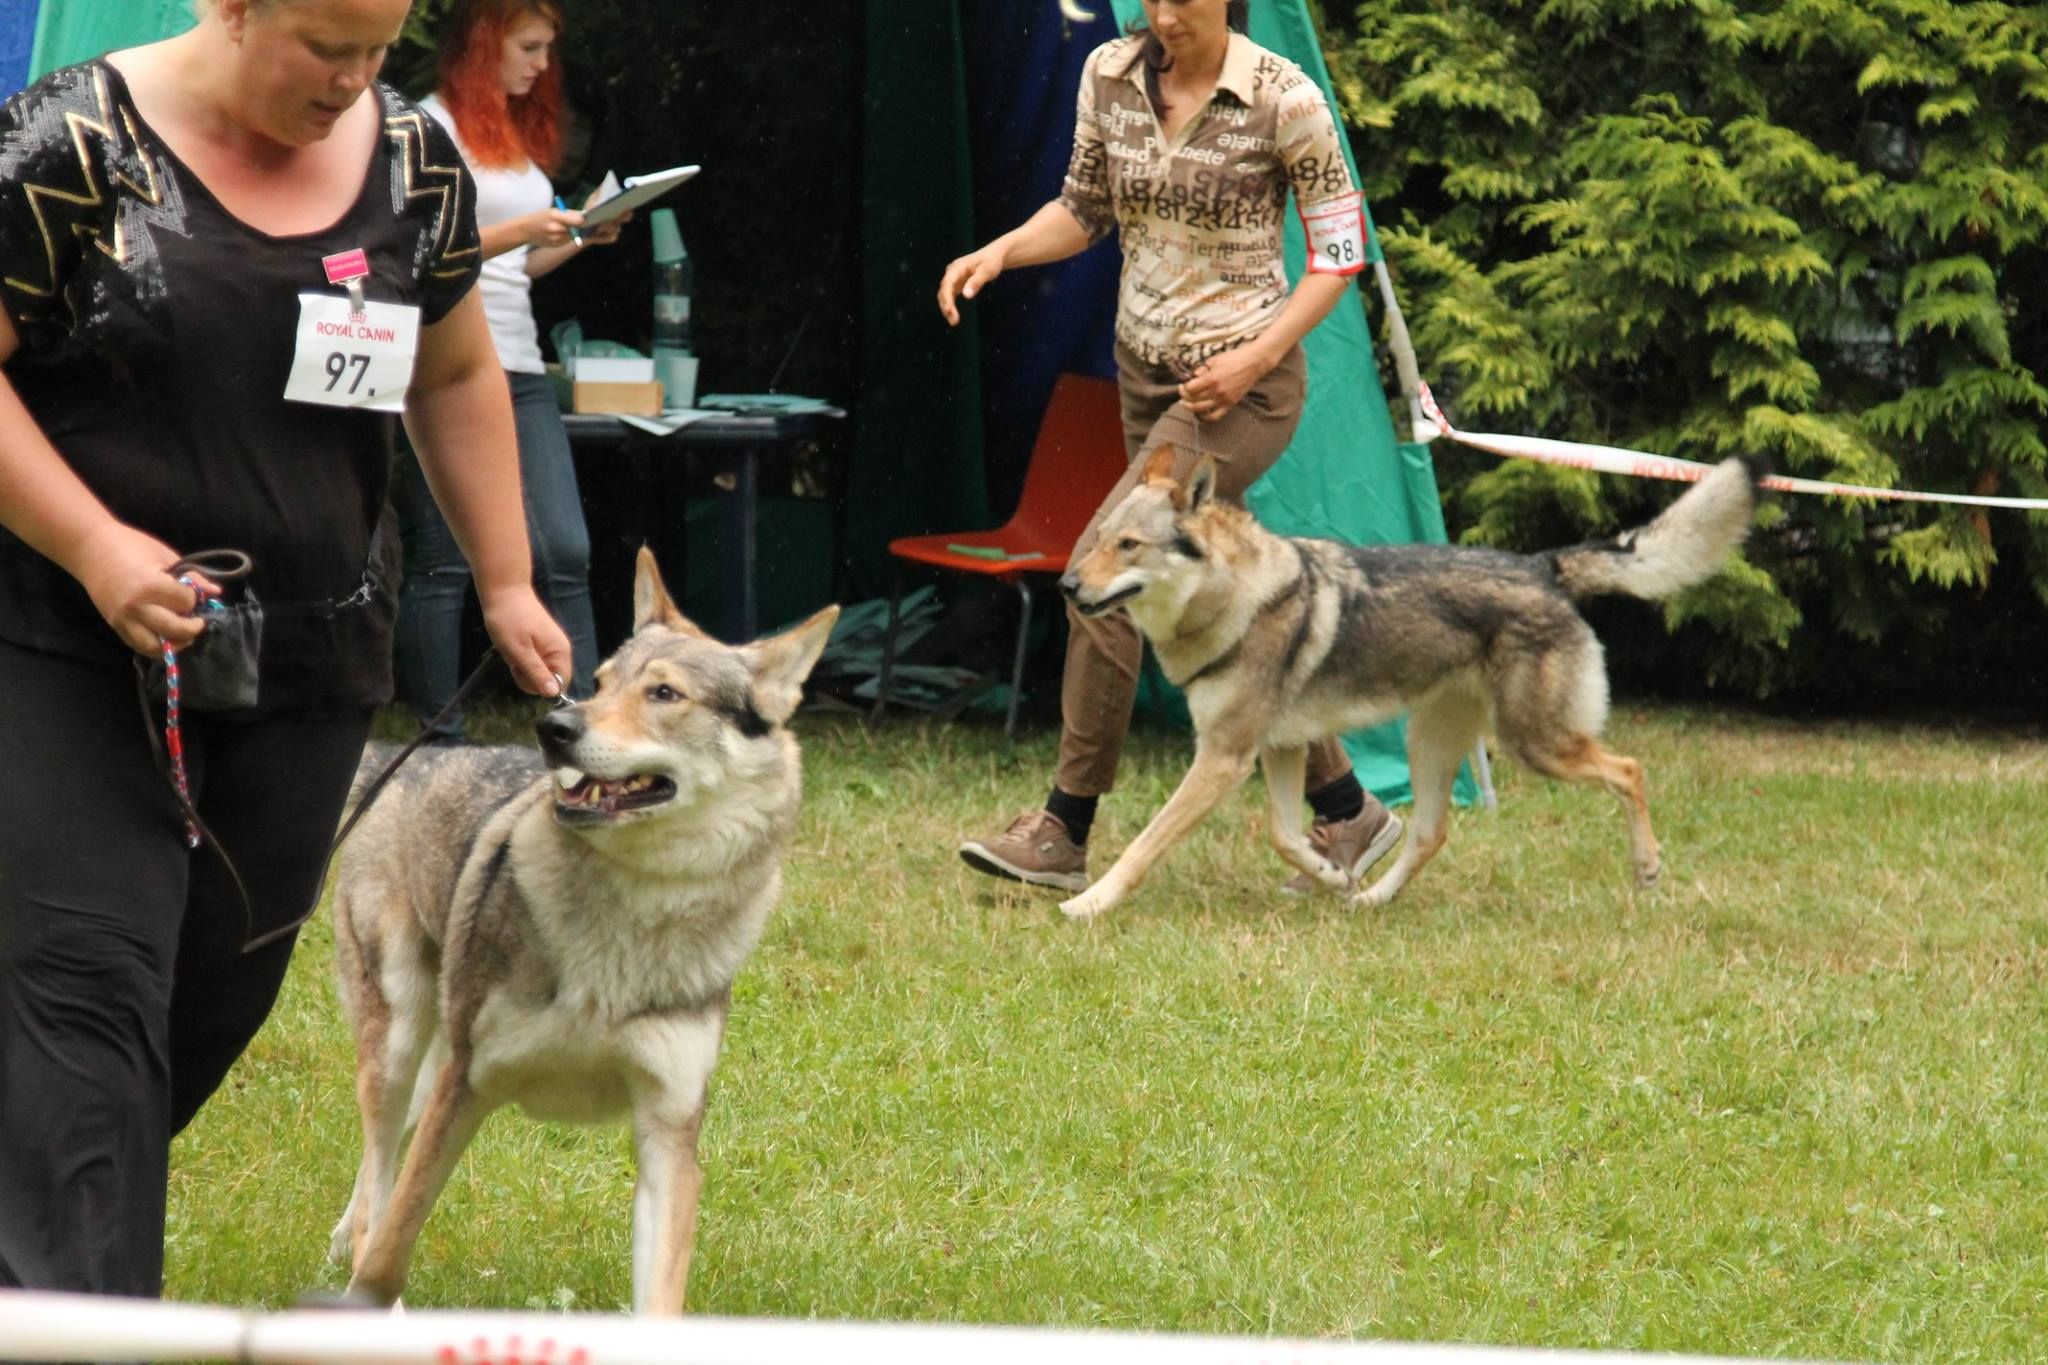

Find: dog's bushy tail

[1551,456,1762,602]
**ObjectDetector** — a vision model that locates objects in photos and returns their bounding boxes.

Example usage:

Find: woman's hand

[1179,344,1276,422]
[520,206,587,249]
[73,522,217,656]
[577,187,629,247]
[480,584,575,699]
[937,243,1009,326]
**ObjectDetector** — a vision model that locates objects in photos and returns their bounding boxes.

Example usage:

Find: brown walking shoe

[1282,805,1404,895]
[960,809,1090,893]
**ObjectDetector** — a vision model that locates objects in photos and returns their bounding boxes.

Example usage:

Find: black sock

[1045,787,1098,846]
[1305,771,1366,825]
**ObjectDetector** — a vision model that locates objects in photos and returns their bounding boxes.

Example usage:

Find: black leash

[135,621,516,954]
[240,648,514,953]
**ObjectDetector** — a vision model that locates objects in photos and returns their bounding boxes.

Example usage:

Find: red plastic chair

[873,373,1128,737]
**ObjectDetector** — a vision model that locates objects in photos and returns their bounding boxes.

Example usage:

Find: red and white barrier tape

[0,1290,1856,1365]
[1416,383,2048,511]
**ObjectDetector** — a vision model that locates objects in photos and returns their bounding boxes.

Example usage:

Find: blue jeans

[394,370,600,739]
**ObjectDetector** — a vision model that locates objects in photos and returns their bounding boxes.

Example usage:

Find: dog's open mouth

[1075,584,1141,617]
[551,768,678,822]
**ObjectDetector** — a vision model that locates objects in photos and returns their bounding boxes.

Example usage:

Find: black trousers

[0,639,370,1297]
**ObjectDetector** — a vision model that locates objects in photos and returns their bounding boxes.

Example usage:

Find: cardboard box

[574,356,656,383]
[573,380,665,416]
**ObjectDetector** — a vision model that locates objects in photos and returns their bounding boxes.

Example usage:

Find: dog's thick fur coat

[327,549,835,1313]
[1058,448,1762,918]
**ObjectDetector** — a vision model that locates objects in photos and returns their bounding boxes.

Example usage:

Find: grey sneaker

[960,809,1089,893]
[1282,805,1404,895]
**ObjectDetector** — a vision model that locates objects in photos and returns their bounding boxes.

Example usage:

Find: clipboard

[580,165,701,227]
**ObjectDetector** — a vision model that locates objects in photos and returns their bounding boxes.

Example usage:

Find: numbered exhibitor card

[283,293,422,413]
[1302,191,1368,276]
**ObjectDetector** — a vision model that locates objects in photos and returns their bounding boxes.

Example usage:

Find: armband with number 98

[1301,192,1368,277]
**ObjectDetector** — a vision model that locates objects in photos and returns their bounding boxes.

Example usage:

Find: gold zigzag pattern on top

[5,65,166,300]
[384,107,478,281]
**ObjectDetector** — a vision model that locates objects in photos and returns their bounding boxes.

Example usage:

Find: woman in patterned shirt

[940,0,1403,900]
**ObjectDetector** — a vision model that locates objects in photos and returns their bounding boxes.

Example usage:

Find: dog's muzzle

[1061,572,1140,617]
[535,707,585,764]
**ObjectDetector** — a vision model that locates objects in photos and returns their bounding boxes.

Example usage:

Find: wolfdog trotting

[1056,447,1762,920]
[326,547,836,1313]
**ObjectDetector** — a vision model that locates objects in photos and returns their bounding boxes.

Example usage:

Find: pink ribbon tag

[322,249,370,312]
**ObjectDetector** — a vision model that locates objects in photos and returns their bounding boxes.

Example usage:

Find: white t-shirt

[419,93,550,374]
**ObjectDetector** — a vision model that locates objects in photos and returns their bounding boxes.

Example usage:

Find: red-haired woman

[396,0,626,739]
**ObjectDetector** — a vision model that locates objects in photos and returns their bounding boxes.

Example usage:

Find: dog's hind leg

[344,999,439,1270]
[1355,689,1483,909]
[345,1059,489,1307]
[1519,733,1660,886]
[1060,743,1256,920]
[329,914,439,1269]
[1260,746,1347,894]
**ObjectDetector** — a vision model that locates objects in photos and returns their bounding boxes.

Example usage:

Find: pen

[554,195,584,247]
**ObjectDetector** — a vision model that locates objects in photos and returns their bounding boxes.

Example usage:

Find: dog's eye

[647,683,683,703]
[1117,536,1141,552]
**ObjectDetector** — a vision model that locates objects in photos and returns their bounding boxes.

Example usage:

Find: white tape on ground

[1417,383,2048,511]
[0,1290,1862,1365]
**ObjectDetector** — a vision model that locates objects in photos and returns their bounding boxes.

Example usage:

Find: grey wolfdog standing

[327,547,836,1313]
[1057,446,1762,920]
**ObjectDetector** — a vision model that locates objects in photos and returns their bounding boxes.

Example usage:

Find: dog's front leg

[630,1108,706,1314]
[1259,746,1348,892]
[1061,744,1255,919]
[346,1058,488,1307]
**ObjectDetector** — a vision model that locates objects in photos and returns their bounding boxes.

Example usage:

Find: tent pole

[1368,256,1499,812]
[1371,259,1431,446]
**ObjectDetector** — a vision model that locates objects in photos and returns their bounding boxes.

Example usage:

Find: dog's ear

[1141,443,1181,487]
[632,546,708,636]
[740,604,840,725]
[1183,454,1219,512]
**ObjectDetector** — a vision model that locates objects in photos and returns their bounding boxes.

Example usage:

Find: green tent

[28,0,192,73]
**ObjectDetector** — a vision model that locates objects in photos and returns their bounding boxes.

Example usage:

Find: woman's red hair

[436,0,566,171]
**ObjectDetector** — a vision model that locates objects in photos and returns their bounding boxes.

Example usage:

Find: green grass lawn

[167,703,2048,1362]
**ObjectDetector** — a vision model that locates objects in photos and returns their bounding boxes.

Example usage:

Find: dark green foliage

[1329,0,2048,704]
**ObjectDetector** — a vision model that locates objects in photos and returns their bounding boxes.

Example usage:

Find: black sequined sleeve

[389,97,483,325]
[0,66,119,355]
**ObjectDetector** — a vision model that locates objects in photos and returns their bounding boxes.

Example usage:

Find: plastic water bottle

[650,209,696,409]
[651,208,693,355]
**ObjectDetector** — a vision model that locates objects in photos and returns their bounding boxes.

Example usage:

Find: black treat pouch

[143,552,264,711]
[173,589,264,710]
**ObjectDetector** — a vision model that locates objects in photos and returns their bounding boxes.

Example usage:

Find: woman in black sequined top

[0,0,570,1302]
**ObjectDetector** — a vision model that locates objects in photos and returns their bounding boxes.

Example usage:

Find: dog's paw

[1060,888,1116,920]
[294,1287,384,1311]
[1350,882,1396,911]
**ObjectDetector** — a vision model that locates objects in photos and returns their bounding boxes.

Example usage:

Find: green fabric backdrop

[30,0,193,77]
[854,0,992,574]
